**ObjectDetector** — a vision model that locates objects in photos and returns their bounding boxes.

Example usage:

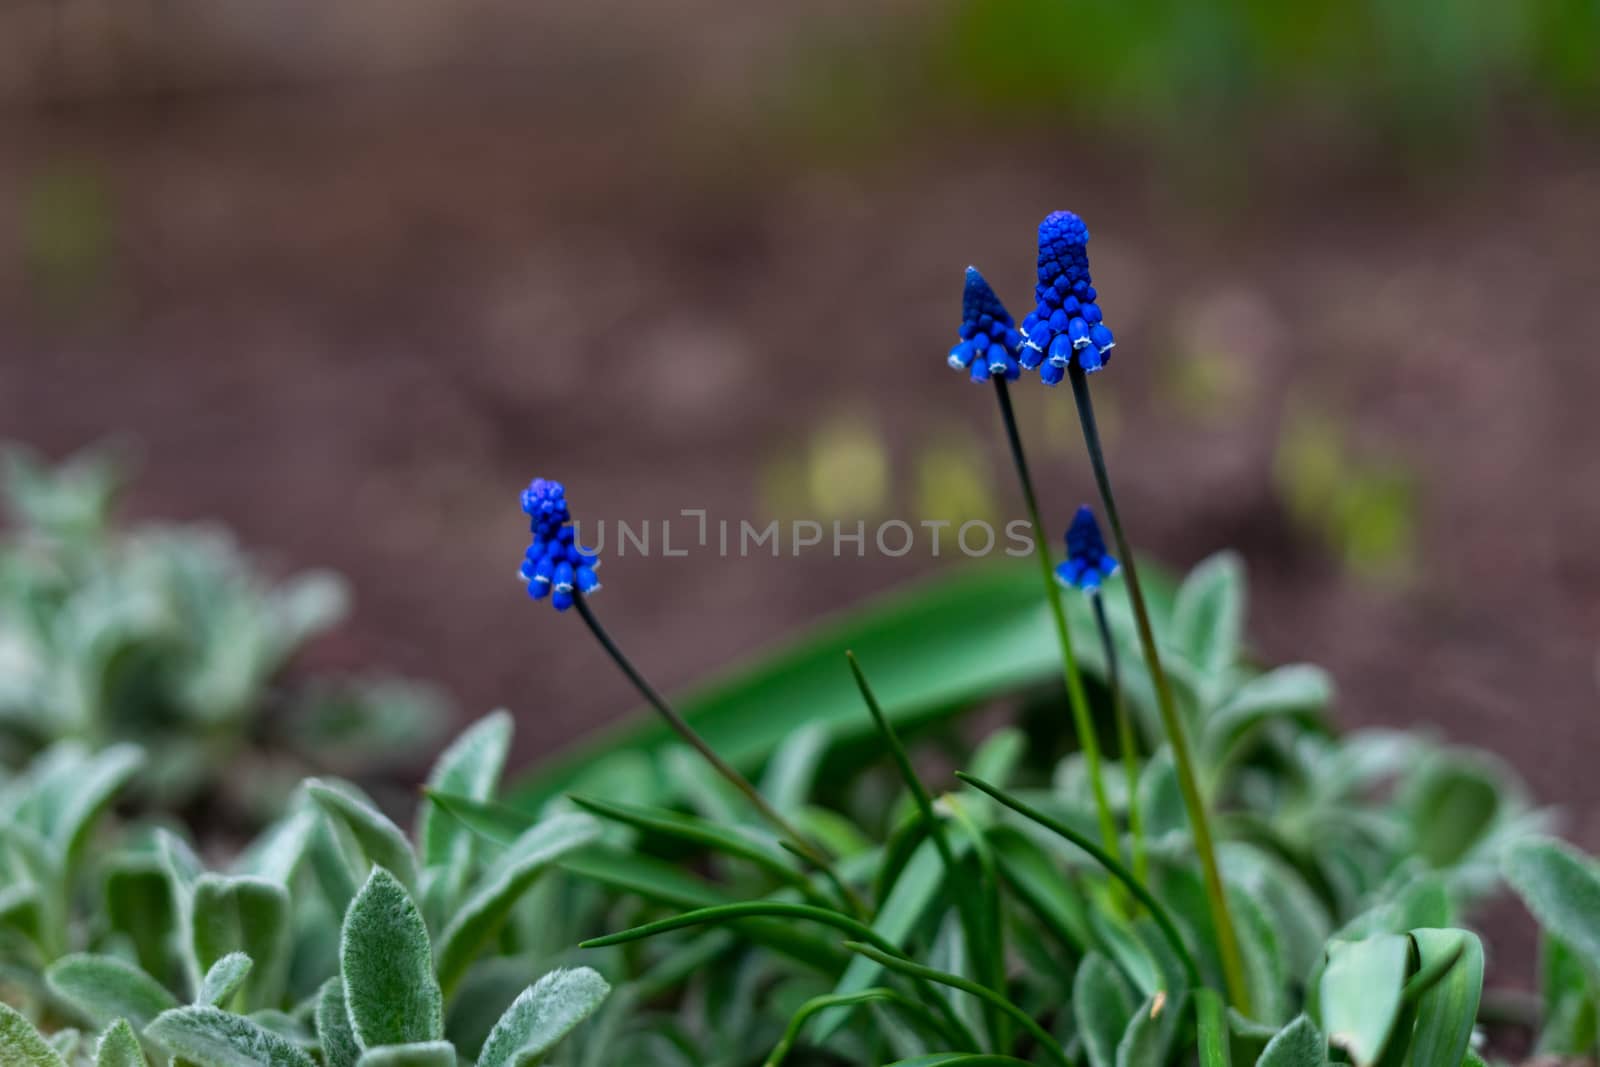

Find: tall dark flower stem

[1089,590,1147,888]
[573,594,858,913]
[990,376,1120,863]
[1066,364,1250,1014]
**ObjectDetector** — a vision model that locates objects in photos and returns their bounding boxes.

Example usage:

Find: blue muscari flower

[1055,505,1119,591]
[948,266,1023,384]
[519,478,599,611]
[1019,211,1116,384]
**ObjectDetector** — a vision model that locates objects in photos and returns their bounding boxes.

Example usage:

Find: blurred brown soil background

[2,2,1600,983]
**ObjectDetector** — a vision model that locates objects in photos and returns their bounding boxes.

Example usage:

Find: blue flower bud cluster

[1055,505,1120,591]
[948,267,1024,384]
[518,478,599,611]
[1018,211,1116,385]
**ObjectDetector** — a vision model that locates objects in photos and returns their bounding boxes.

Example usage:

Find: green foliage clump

[0,444,449,815]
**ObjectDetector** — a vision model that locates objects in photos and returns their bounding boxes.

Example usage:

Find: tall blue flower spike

[1055,505,1120,591]
[519,478,599,611]
[1019,211,1116,385]
[948,266,1023,384]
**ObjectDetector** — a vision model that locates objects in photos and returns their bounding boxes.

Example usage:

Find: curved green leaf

[477,968,612,1067]
[1255,1016,1325,1067]
[316,978,361,1067]
[0,1001,66,1067]
[197,952,254,1008]
[419,711,512,868]
[1075,953,1136,1067]
[146,1006,315,1067]
[434,813,600,995]
[1197,989,1232,1067]
[1505,836,1600,974]
[190,875,290,1012]
[1172,551,1244,679]
[44,954,179,1031]
[1406,929,1482,1067]
[354,1043,456,1067]
[93,1019,147,1067]
[341,869,443,1048]
[1318,936,1409,1067]
[307,781,419,890]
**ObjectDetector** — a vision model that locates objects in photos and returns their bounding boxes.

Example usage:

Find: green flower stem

[1090,590,1147,889]
[574,595,859,914]
[990,377,1120,865]
[848,651,1008,1049]
[1065,365,1250,1015]
[762,987,957,1067]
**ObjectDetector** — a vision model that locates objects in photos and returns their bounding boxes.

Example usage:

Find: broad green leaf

[1171,551,1244,680]
[341,869,443,1048]
[419,711,513,868]
[307,781,420,890]
[1197,989,1232,1067]
[197,952,254,1008]
[1075,953,1136,1067]
[478,968,612,1067]
[1406,929,1482,1067]
[146,1006,316,1067]
[1255,1016,1325,1067]
[104,855,176,981]
[1116,990,1187,1067]
[317,978,361,1067]
[814,838,946,1041]
[0,1001,66,1067]
[94,1019,147,1067]
[190,875,290,1011]
[25,743,143,867]
[354,1044,456,1067]
[44,954,179,1031]
[1537,933,1598,1054]
[434,813,600,996]
[1505,836,1600,974]
[759,722,830,816]
[1318,936,1409,1067]
[1203,666,1331,765]
[1404,755,1507,867]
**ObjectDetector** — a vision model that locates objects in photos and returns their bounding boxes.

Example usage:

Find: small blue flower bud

[1047,334,1076,368]
[1067,317,1091,349]
[1055,506,1119,591]
[1039,361,1066,387]
[1089,323,1115,353]
[950,267,1025,385]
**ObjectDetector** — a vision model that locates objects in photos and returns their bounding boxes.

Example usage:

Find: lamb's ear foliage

[189,875,290,1011]
[477,967,613,1067]
[93,1020,148,1067]
[1256,1016,1326,1067]
[145,1005,317,1067]
[43,953,179,1032]
[0,1001,67,1067]
[419,711,513,868]
[340,867,444,1049]
[197,952,255,1008]
[316,978,362,1067]
[308,781,421,891]
[353,1042,457,1067]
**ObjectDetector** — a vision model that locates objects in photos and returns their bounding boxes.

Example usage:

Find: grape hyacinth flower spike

[516,477,858,913]
[957,272,1122,868]
[947,266,1023,384]
[519,478,599,611]
[1020,211,1116,386]
[1055,505,1120,592]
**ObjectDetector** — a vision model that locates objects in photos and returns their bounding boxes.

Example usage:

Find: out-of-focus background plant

[0,445,448,824]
